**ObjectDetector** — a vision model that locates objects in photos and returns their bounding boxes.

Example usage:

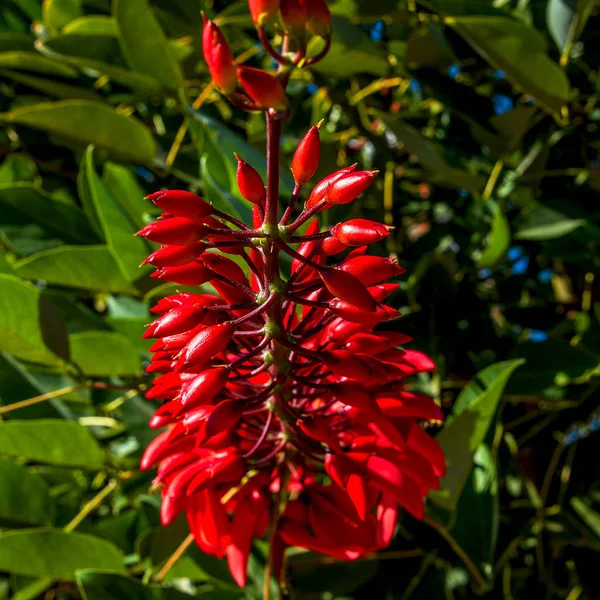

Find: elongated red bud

[151,262,215,286]
[292,123,321,186]
[322,350,374,380]
[319,268,376,312]
[320,237,348,256]
[306,164,357,210]
[147,305,208,339]
[202,15,238,94]
[344,333,392,354]
[175,322,235,372]
[235,154,265,205]
[329,382,380,413]
[202,253,248,285]
[301,0,331,37]
[204,400,242,441]
[339,255,405,286]
[331,219,391,246]
[249,0,280,25]
[180,367,230,408]
[137,218,209,245]
[329,299,390,325]
[325,171,377,205]
[280,0,306,37]
[147,190,213,219]
[237,66,289,112]
[143,242,206,268]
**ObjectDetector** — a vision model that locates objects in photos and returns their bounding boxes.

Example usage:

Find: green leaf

[0,420,104,468]
[0,68,104,101]
[0,32,34,52]
[431,359,524,509]
[76,571,194,600]
[114,0,183,92]
[0,154,37,184]
[446,16,570,116]
[15,245,138,294]
[9,0,43,21]
[313,16,388,77]
[0,529,124,580]
[0,51,78,77]
[0,274,69,366]
[63,16,118,35]
[42,0,83,31]
[515,206,586,240]
[476,200,510,268]
[43,33,123,64]
[571,497,600,539]
[36,40,163,92]
[0,353,75,419]
[102,162,153,229]
[85,147,149,281]
[0,459,54,526]
[0,101,156,164]
[70,331,142,377]
[547,0,594,53]
[381,115,483,192]
[0,183,98,244]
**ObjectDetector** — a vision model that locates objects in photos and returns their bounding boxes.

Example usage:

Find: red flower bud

[202,253,248,285]
[175,322,235,372]
[339,255,405,286]
[202,15,238,94]
[137,218,209,246]
[306,164,357,210]
[320,237,348,256]
[249,0,280,26]
[331,219,391,246]
[151,262,215,286]
[329,299,390,325]
[319,268,376,312]
[325,171,377,205]
[147,190,213,220]
[279,0,306,37]
[301,0,331,37]
[237,66,288,112]
[180,367,230,409]
[145,305,207,339]
[235,154,265,205]
[143,242,206,268]
[292,123,321,186]
[204,400,242,441]
[328,382,380,413]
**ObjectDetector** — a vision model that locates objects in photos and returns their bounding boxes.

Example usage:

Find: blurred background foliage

[0,0,599,598]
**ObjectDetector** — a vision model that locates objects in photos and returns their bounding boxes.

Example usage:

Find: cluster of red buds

[139,1,445,590]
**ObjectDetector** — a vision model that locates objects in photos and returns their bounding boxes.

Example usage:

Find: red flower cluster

[139,1,445,589]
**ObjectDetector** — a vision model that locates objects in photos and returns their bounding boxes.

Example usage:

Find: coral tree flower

[139,175,445,588]
[139,2,445,589]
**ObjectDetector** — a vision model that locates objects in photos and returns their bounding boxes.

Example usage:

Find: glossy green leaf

[0,154,37,184]
[0,101,156,164]
[0,183,98,244]
[0,274,69,366]
[42,0,83,32]
[547,0,594,53]
[0,68,104,101]
[9,0,42,21]
[36,40,162,92]
[477,201,510,268]
[515,206,586,240]
[0,459,54,526]
[102,162,153,229]
[571,497,600,538]
[0,420,104,468]
[431,359,524,509]
[0,529,124,580]
[15,245,138,294]
[0,32,34,52]
[382,115,483,192]
[63,16,118,35]
[70,331,142,377]
[85,147,149,281]
[76,571,194,600]
[114,0,183,92]
[0,51,78,77]
[43,33,123,64]
[446,16,570,116]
